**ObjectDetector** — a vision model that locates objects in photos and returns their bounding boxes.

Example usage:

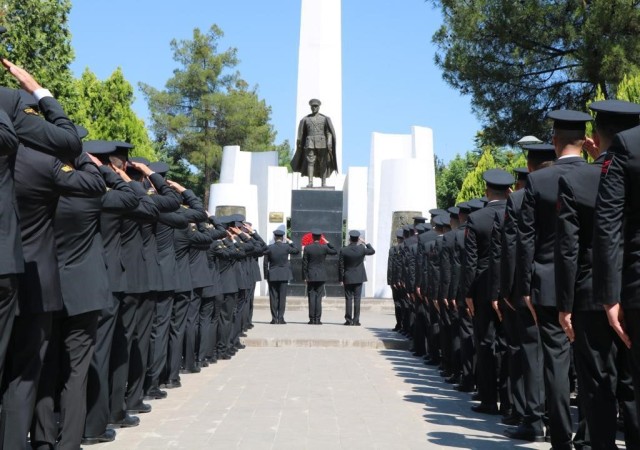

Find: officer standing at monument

[338,230,375,326]
[302,228,337,324]
[263,229,300,324]
[291,99,338,188]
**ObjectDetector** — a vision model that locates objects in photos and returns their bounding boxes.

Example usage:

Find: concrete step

[240,306,409,350]
[252,296,396,312]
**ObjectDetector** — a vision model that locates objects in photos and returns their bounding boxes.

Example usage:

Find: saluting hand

[86,153,103,167]
[128,160,152,177]
[110,164,131,182]
[166,180,186,193]
[2,59,42,94]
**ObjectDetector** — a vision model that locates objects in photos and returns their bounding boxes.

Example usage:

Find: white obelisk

[295,0,343,178]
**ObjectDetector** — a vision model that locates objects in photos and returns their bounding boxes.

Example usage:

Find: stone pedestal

[289,189,344,297]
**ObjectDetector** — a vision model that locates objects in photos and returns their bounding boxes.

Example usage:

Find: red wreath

[301,233,328,246]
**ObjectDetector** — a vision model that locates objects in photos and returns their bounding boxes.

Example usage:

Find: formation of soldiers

[388,102,640,450]
[0,61,278,449]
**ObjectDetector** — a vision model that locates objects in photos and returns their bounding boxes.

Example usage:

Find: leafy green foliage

[140,25,284,200]
[429,0,640,145]
[0,0,77,110]
[71,68,156,160]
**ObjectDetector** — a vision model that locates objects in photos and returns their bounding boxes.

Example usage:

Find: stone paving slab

[99,303,551,450]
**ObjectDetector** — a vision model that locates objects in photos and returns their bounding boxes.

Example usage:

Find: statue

[291,99,338,187]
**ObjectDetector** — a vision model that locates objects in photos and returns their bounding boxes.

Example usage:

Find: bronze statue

[291,99,338,187]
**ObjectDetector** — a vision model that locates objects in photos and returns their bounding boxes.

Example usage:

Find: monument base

[289,189,344,297]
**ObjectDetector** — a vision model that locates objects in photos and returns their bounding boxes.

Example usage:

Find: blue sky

[69,0,482,169]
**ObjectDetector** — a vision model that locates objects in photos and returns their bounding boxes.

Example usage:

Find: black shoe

[426,359,440,366]
[392,325,400,331]
[344,321,352,326]
[144,387,167,400]
[270,319,277,324]
[499,406,513,417]
[248,323,254,329]
[445,375,460,384]
[279,319,287,324]
[108,414,140,428]
[471,403,500,415]
[454,384,474,393]
[501,414,522,426]
[180,367,201,374]
[413,352,425,357]
[81,429,116,445]
[353,322,361,326]
[198,360,209,368]
[317,321,323,325]
[126,402,152,414]
[504,425,546,443]
[240,332,248,337]
[162,379,182,389]
[308,320,314,325]
[235,343,246,349]
[220,354,231,360]
[439,370,452,377]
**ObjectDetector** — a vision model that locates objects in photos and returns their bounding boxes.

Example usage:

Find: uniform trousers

[232,289,247,343]
[516,305,545,435]
[401,291,412,334]
[343,283,363,324]
[84,294,119,438]
[412,302,427,356]
[206,294,224,360]
[0,274,17,384]
[109,293,139,422]
[448,307,462,376]
[268,281,288,323]
[183,288,202,370]
[221,293,237,356]
[126,292,155,408]
[474,303,499,406]
[535,305,572,450]
[145,291,173,392]
[246,286,255,328]
[166,291,190,382]
[502,303,526,418]
[427,301,441,362]
[391,287,402,329]
[307,282,324,321]
[626,309,640,420]
[439,302,452,373]
[0,313,51,450]
[197,296,214,362]
[31,311,99,450]
[458,305,475,388]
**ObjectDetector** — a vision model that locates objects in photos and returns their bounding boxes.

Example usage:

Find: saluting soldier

[515,110,592,450]
[558,100,640,449]
[263,229,300,324]
[388,229,404,332]
[302,228,337,325]
[338,230,375,326]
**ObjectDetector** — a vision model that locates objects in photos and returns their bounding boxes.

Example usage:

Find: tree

[140,25,283,202]
[435,152,477,208]
[72,68,156,160]
[0,0,77,109]
[456,148,496,203]
[429,0,640,145]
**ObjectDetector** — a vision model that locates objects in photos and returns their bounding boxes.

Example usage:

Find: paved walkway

[101,297,547,449]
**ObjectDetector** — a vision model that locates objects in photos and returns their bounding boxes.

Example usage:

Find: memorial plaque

[215,205,246,217]
[391,211,422,243]
[269,212,284,223]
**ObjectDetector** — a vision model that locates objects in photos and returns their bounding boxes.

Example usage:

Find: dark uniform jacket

[189,223,214,290]
[212,238,242,295]
[338,243,375,285]
[0,89,82,278]
[302,241,337,282]
[463,200,507,305]
[556,154,606,312]
[119,182,159,294]
[139,174,181,292]
[170,190,208,293]
[427,236,443,301]
[201,224,228,298]
[439,230,457,301]
[55,164,139,316]
[499,189,525,303]
[248,232,267,283]
[234,234,256,290]
[518,157,586,307]
[453,224,467,307]
[263,241,300,282]
[15,148,106,314]
[593,127,640,309]
[416,230,437,291]
[401,235,418,291]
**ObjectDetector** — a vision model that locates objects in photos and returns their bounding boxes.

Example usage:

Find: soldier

[515,110,592,450]
[338,230,375,326]
[437,212,457,380]
[504,143,556,442]
[33,139,140,449]
[463,170,514,416]
[492,167,529,427]
[263,229,300,324]
[387,229,405,332]
[593,106,640,424]
[243,222,266,331]
[558,100,640,449]
[302,228,337,324]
